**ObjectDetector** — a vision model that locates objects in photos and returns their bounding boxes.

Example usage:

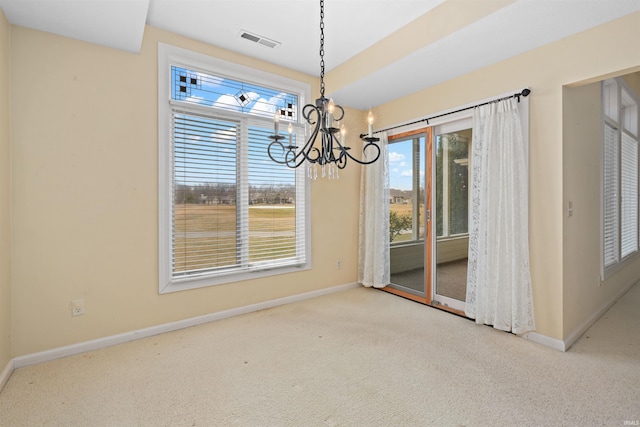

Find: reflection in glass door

[433,123,471,312]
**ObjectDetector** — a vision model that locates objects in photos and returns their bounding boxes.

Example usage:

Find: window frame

[158,43,312,294]
[601,77,640,281]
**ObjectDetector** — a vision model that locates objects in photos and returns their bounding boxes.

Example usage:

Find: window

[159,44,311,293]
[602,77,639,279]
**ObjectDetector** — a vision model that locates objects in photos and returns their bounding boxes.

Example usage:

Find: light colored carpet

[1,282,639,426]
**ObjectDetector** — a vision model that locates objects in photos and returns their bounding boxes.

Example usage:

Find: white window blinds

[602,78,640,277]
[621,132,638,258]
[603,122,619,268]
[246,123,306,269]
[172,113,239,278]
[170,110,306,281]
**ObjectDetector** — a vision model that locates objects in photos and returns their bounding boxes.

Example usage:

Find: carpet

[1,283,639,426]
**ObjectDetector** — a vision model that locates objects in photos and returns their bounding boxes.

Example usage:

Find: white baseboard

[562,279,638,351]
[525,278,639,352]
[523,332,567,351]
[10,279,630,374]
[0,358,13,393]
[13,282,359,369]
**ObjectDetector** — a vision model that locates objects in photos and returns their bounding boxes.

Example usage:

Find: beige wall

[0,9,11,370]
[562,74,640,339]
[9,25,362,357]
[370,12,640,340]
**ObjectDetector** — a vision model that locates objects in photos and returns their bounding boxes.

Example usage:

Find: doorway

[386,120,472,315]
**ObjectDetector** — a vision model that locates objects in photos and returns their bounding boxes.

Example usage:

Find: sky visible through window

[388,139,424,190]
[171,66,297,121]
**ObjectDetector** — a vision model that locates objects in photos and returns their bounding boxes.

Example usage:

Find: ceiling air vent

[239,30,281,49]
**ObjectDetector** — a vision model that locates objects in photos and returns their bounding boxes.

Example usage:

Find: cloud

[401,170,412,177]
[249,97,276,116]
[249,92,291,117]
[388,152,405,163]
[184,95,208,105]
[212,94,241,111]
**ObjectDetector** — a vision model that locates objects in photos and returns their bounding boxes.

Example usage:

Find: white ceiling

[0,0,639,109]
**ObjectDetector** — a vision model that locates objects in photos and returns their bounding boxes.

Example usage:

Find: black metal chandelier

[267,0,381,178]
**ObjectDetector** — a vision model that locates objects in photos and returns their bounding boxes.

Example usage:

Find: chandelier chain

[319,0,325,98]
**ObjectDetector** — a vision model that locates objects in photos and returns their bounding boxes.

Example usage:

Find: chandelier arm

[329,128,380,163]
[301,109,322,151]
[269,103,322,169]
[333,138,349,170]
[267,139,289,165]
[308,146,322,163]
[287,123,320,168]
[339,141,381,165]
[300,121,322,165]
[268,120,318,169]
[303,103,319,125]
[336,154,348,169]
[281,114,323,168]
[284,149,304,168]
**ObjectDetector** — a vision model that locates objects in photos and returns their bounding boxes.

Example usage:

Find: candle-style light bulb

[274,112,280,135]
[288,123,293,146]
[327,99,335,128]
[340,124,346,143]
[367,110,374,137]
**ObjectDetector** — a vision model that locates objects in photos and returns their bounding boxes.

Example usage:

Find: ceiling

[0,0,639,110]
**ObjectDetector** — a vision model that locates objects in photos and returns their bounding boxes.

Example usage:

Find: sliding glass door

[388,130,428,298]
[432,120,472,312]
[385,121,471,314]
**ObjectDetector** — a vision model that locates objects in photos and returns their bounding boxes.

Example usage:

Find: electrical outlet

[70,299,85,317]
[336,259,342,269]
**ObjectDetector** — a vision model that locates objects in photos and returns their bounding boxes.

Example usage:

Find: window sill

[160,262,311,294]
[601,251,638,283]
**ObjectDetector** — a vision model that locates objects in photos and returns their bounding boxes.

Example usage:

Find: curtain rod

[363,88,531,137]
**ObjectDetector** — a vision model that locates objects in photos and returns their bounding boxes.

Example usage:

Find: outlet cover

[71,299,85,317]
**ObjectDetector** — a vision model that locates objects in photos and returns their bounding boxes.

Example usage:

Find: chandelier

[267,0,381,179]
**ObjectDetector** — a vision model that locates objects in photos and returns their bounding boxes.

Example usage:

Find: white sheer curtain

[358,132,390,288]
[465,98,536,334]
